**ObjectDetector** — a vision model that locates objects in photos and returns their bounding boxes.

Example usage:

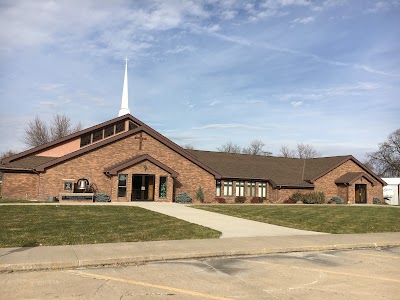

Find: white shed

[382,178,400,205]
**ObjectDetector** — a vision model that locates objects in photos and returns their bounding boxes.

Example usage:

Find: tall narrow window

[118,174,127,197]
[258,182,267,197]
[236,181,245,196]
[159,176,167,198]
[223,180,233,196]
[247,181,256,197]
[216,180,221,197]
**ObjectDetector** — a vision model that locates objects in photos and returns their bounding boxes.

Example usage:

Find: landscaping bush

[175,192,192,203]
[215,197,226,204]
[250,197,264,203]
[328,196,343,205]
[95,192,110,202]
[235,196,246,203]
[196,186,204,203]
[283,199,295,204]
[373,198,381,204]
[289,192,326,204]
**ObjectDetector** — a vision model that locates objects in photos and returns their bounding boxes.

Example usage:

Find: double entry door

[131,174,155,201]
[355,184,367,204]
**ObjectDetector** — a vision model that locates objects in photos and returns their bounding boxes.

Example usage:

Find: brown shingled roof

[1,156,56,170]
[335,172,377,185]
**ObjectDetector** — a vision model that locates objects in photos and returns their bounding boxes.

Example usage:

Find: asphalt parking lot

[1,247,399,299]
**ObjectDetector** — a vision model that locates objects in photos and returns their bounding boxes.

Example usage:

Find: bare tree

[217,142,242,154]
[182,144,195,150]
[50,114,82,140]
[297,143,321,159]
[279,143,321,159]
[0,150,18,180]
[24,116,50,148]
[367,128,400,177]
[279,145,296,158]
[242,140,266,155]
[24,114,82,148]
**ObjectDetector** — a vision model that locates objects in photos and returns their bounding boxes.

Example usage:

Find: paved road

[130,202,325,238]
[1,247,399,299]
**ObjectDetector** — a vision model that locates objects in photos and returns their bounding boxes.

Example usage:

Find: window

[223,180,233,196]
[236,181,245,196]
[118,174,127,197]
[92,129,103,143]
[159,176,167,198]
[216,180,221,196]
[104,125,115,138]
[247,181,256,197]
[116,121,125,133]
[129,121,138,130]
[258,182,267,198]
[80,134,91,147]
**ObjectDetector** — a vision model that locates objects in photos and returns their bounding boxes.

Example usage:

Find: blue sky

[0,0,399,160]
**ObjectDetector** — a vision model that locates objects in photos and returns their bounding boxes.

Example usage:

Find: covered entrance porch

[335,172,377,204]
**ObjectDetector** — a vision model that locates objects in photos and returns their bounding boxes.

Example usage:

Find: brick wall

[34,132,215,202]
[314,160,383,204]
[1,173,39,200]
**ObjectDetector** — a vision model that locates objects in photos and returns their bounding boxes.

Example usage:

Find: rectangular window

[118,174,127,197]
[80,134,91,147]
[104,125,115,138]
[258,182,267,198]
[159,176,167,198]
[92,129,103,143]
[223,180,233,196]
[116,121,125,133]
[247,182,256,197]
[235,181,245,196]
[129,121,138,130]
[216,180,221,197]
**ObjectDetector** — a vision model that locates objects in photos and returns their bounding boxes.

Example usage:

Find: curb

[1,241,399,272]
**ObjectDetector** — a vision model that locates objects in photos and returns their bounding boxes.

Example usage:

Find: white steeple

[118,57,130,116]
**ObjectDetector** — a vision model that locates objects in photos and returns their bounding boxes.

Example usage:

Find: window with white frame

[223,180,233,196]
[258,182,267,198]
[236,181,245,196]
[247,181,256,197]
[216,180,221,197]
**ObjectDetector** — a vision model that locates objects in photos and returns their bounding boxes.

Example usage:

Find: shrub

[283,199,295,204]
[373,198,381,204]
[235,196,246,203]
[215,197,226,204]
[328,196,343,205]
[95,192,110,202]
[175,192,192,203]
[196,186,204,203]
[250,197,264,203]
[290,192,326,204]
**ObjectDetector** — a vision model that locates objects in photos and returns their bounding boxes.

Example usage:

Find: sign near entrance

[141,186,145,191]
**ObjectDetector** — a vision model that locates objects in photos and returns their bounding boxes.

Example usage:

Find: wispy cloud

[291,101,303,107]
[192,123,265,130]
[38,83,65,91]
[292,16,315,24]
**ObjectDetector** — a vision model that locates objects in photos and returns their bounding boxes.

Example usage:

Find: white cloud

[292,16,315,24]
[220,10,238,20]
[164,45,195,54]
[291,101,303,107]
[192,123,265,130]
[38,83,65,91]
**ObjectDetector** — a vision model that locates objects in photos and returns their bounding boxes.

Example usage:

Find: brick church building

[0,113,385,204]
[0,60,385,204]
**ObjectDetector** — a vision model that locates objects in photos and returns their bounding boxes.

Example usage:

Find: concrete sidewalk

[130,202,325,238]
[1,232,399,272]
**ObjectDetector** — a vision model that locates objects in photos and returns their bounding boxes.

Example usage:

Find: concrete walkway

[1,233,399,272]
[130,202,325,238]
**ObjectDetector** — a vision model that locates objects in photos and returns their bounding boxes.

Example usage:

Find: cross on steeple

[135,132,147,150]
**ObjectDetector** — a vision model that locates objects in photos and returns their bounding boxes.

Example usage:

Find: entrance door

[131,175,155,201]
[355,184,367,204]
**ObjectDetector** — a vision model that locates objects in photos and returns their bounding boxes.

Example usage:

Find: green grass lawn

[0,198,47,203]
[193,205,400,234]
[0,205,221,248]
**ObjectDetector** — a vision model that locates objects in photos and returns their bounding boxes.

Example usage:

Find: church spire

[118,57,130,117]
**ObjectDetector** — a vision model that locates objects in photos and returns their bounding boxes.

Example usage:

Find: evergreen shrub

[373,198,381,204]
[196,186,204,203]
[95,193,110,202]
[328,196,343,204]
[175,192,192,203]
